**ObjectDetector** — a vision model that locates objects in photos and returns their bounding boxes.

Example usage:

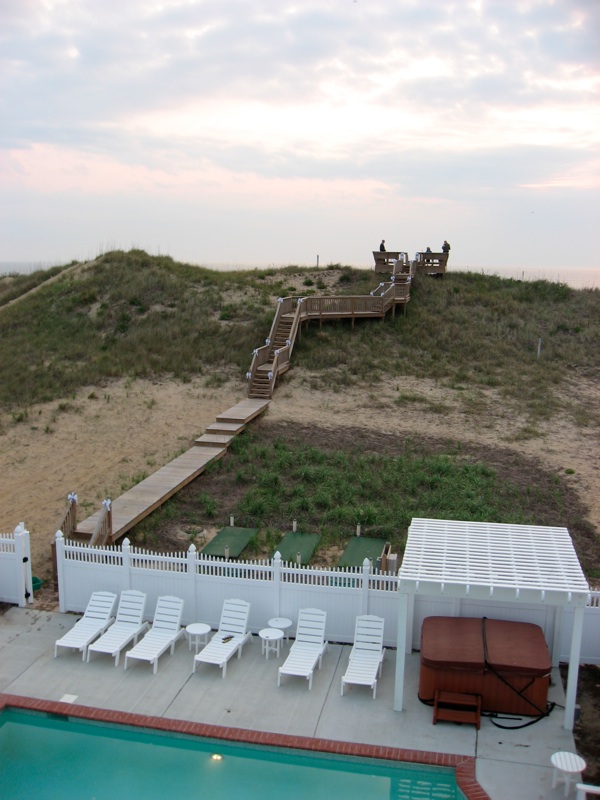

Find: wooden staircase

[247,281,411,400]
[268,312,294,359]
[247,301,301,399]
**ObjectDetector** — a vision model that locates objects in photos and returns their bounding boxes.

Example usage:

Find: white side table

[186,622,211,653]
[268,617,292,644]
[551,751,587,796]
[259,628,284,660]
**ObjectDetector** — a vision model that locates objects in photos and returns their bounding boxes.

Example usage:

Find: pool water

[0,708,460,799]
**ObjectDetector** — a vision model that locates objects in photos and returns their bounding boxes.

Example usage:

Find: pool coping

[0,693,491,799]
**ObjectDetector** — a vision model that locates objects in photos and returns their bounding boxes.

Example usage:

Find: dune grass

[3,249,595,572]
[0,249,598,425]
[0,263,74,307]
[130,426,596,573]
[293,271,600,420]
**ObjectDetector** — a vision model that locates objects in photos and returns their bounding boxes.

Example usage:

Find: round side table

[259,628,284,660]
[268,617,292,644]
[551,751,586,796]
[186,622,211,653]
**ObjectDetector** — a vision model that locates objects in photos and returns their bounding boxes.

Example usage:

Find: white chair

[192,599,251,678]
[576,784,600,799]
[278,608,327,691]
[124,596,184,674]
[87,590,149,666]
[54,591,117,661]
[341,615,385,699]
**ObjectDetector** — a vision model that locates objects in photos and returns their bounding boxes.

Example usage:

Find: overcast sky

[1,0,599,272]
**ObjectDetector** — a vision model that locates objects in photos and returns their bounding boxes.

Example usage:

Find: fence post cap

[122,537,130,548]
[55,530,64,541]
[273,551,281,561]
[188,543,197,553]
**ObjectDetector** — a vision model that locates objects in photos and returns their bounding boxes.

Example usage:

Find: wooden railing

[303,294,385,318]
[248,279,411,398]
[286,301,304,359]
[414,251,448,274]
[50,493,78,590]
[266,296,299,344]
[58,493,78,538]
[89,499,113,547]
[373,250,410,273]
[247,342,271,390]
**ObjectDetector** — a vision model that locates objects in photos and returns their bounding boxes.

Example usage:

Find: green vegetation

[1,249,598,426]
[3,250,594,571]
[294,272,600,421]
[0,250,383,408]
[130,428,590,570]
[0,263,74,307]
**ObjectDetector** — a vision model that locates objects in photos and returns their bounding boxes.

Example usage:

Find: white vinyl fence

[0,524,33,607]
[55,534,400,645]
[54,532,600,662]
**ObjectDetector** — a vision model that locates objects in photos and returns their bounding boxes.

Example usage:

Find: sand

[0,372,598,582]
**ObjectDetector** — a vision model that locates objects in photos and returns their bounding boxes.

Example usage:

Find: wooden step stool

[433,690,481,729]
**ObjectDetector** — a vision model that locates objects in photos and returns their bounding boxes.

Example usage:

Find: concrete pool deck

[0,605,586,800]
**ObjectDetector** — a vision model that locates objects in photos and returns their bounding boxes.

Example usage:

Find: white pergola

[394,518,590,730]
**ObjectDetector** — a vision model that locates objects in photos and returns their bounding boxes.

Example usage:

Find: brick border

[0,693,491,799]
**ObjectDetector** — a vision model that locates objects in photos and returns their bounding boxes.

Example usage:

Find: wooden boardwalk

[73,273,409,545]
[75,399,270,543]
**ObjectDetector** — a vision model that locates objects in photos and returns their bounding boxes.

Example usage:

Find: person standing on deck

[379,240,386,252]
[442,240,451,255]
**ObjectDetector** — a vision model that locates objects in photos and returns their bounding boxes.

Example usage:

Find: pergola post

[394,519,590,727]
[551,605,563,666]
[564,605,585,731]
[394,591,409,711]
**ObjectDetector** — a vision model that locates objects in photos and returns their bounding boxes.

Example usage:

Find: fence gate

[0,524,33,607]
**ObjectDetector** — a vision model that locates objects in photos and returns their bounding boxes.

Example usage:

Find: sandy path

[1,372,598,581]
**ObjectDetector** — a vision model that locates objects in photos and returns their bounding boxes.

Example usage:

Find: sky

[1,0,599,272]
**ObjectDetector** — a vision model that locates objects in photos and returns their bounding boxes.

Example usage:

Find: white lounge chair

[86,590,149,666]
[341,615,385,699]
[124,595,184,674]
[54,591,117,661]
[278,608,327,690]
[192,598,251,678]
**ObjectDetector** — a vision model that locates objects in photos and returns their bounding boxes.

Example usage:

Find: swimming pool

[0,706,464,800]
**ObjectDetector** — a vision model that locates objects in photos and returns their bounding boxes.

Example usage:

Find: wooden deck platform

[74,399,271,543]
[216,398,270,423]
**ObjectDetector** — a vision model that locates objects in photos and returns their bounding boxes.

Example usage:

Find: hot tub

[418,616,552,716]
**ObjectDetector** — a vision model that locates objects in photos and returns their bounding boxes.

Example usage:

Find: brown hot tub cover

[419,616,552,715]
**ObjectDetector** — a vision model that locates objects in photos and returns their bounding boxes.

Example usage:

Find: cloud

[0,0,598,267]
